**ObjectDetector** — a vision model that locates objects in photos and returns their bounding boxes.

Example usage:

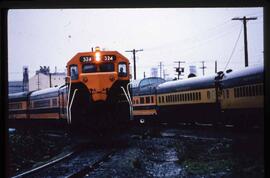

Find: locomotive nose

[80,72,117,102]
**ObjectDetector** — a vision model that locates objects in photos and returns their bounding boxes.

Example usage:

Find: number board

[80,56,93,63]
[102,55,116,61]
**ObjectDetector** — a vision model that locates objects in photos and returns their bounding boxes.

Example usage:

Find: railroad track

[134,119,263,135]
[11,151,76,178]
[11,134,124,178]
[10,139,96,178]
[10,120,261,178]
[129,120,263,143]
[66,150,116,178]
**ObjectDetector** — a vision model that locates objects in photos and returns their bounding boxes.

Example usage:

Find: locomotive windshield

[82,64,97,73]
[70,65,78,80]
[100,63,115,72]
[82,63,115,73]
[118,63,127,77]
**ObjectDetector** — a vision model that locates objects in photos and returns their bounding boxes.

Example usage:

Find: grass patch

[183,159,233,175]
[174,138,264,177]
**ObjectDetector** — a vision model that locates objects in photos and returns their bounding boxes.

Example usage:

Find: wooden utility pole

[125,49,143,80]
[49,73,52,87]
[158,62,164,78]
[200,61,206,76]
[174,61,185,80]
[163,69,169,80]
[215,60,217,73]
[232,16,257,67]
[163,69,166,79]
[37,73,40,90]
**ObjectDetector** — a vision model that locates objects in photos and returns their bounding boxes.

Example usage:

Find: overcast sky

[8,8,263,81]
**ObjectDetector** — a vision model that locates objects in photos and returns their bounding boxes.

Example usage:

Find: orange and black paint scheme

[66,47,131,128]
[8,47,130,130]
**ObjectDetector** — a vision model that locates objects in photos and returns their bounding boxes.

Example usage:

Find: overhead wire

[144,14,262,58]
[144,19,233,51]
[223,26,243,71]
[178,24,241,58]
[135,23,243,74]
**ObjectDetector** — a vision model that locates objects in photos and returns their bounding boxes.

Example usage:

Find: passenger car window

[70,65,78,80]
[149,78,157,85]
[146,97,150,103]
[140,97,144,104]
[118,63,127,77]
[226,90,229,98]
[207,91,210,99]
[140,79,150,88]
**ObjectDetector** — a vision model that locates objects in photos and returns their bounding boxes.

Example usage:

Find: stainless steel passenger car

[9,85,68,128]
[156,75,220,123]
[131,77,166,123]
[219,65,264,126]
[131,65,264,127]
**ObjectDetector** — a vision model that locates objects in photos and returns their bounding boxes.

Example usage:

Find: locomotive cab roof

[67,50,129,66]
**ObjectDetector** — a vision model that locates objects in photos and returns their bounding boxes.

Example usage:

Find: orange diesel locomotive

[66,47,131,128]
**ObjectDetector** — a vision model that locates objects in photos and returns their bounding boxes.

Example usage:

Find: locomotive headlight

[95,52,101,62]
[82,76,88,83]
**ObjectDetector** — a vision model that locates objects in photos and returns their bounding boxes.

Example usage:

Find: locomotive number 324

[80,56,92,62]
[104,55,116,61]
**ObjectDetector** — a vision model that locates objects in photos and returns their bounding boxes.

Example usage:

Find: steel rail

[11,151,75,178]
[65,150,116,178]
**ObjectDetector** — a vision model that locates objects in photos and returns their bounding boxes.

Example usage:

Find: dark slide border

[1,1,269,178]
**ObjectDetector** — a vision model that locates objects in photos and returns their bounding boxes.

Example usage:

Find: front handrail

[121,86,133,120]
[68,89,78,124]
[66,76,72,124]
[126,82,132,104]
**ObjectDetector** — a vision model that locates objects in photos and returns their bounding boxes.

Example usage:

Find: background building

[150,67,158,77]
[22,66,29,92]
[8,81,24,94]
[29,67,66,91]
[8,66,29,94]
[9,66,66,93]
[188,65,197,78]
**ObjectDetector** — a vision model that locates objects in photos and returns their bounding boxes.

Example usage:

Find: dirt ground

[8,127,264,178]
[87,127,264,178]
[8,129,72,177]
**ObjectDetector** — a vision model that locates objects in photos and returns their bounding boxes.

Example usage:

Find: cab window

[118,63,127,77]
[140,79,150,88]
[82,64,97,73]
[70,65,78,80]
[100,63,115,72]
